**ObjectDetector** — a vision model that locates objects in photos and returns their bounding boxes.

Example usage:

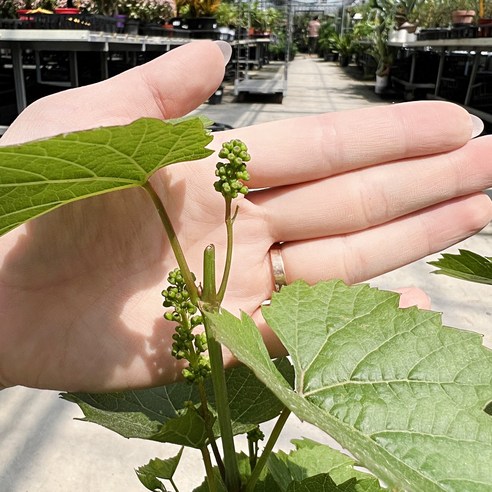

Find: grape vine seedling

[0,117,491,491]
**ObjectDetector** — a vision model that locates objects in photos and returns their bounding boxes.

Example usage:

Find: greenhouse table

[0,29,192,113]
[390,38,492,120]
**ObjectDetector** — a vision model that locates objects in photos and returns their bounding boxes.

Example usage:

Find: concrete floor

[1,54,491,491]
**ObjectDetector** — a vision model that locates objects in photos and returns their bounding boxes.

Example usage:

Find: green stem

[217,197,234,304]
[200,445,217,492]
[248,438,256,472]
[202,245,241,491]
[205,325,241,491]
[169,477,180,492]
[143,181,199,305]
[198,381,225,479]
[202,244,217,307]
[245,408,291,492]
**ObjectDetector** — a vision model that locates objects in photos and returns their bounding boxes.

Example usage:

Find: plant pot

[114,14,126,30]
[184,17,217,31]
[16,9,33,20]
[208,86,223,105]
[124,19,139,34]
[375,74,388,94]
[478,18,492,37]
[54,8,80,14]
[452,9,475,25]
[339,54,350,67]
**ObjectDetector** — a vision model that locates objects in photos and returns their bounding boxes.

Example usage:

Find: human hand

[0,41,490,392]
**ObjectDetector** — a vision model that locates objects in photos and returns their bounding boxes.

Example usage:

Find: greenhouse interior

[1,0,492,131]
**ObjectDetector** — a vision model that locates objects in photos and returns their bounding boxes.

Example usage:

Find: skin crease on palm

[0,40,491,392]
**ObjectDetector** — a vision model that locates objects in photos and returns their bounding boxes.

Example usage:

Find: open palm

[1,41,491,391]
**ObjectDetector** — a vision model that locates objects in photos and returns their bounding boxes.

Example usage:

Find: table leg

[434,48,446,97]
[100,52,108,79]
[11,42,27,113]
[465,49,481,106]
[69,51,79,87]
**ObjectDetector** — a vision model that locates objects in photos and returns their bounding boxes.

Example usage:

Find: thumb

[2,40,231,145]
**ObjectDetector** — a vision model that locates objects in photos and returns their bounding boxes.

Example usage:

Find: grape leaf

[62,358,293,444]
[136,448,183,491]
[268,438,382,491]
[429,249,492,285]
[206,280,492,492]
[286,475,377,492]
[151,406,209,448]
[62,384,196,439]
[0,117,213,236]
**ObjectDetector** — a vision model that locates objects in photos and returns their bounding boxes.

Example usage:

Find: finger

[1,40,229,145]
[395,287,432,309]
[250,135,492,242]
[278,193,492,285]
[215,101,475,189]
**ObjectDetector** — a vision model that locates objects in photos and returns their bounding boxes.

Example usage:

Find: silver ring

[269,243,287,292]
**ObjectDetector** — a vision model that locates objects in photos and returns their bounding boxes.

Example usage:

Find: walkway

[192,54,393,128]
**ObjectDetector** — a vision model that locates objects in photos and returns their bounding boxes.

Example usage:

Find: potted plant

[365,0,396,94]
[1,0,24,19]
[330,32,354,67]
[317,20,337,61]
[179,0,220,31]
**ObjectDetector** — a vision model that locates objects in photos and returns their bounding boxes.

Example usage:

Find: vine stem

[245,408,291,492]
[202,245,241,491]
[143,181,199,305]
[217,197,234,303]
[200,445,217,492]
[169,477,179,492]
[197,382,225,478]
[143,182,220,486]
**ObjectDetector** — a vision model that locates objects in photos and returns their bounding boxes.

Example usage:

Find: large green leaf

[206,280,492,492]
[62,384,196,439]
[0,117,213,236]
[268,438,382,491]
[62,358,293,444]
[429,249,492,285]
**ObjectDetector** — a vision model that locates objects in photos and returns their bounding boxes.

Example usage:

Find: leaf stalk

[245,408,291,492]
[143,181,199,305]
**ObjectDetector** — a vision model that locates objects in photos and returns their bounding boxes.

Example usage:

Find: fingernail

[470,114,484,138]
[214,40,232,65]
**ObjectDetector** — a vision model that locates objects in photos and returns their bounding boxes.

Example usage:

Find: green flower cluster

[246,426,265,443]
[214,139,251,199]
[162,269,210,383]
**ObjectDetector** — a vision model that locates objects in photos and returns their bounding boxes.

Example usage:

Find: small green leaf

[0,117,213,236]
[141,448,184,480]
[429,249,492,285]
[206,280,492,492]
[152,406,209,448]
[267,438,382,491]
[136,471,166,492]
[136,448,183,491]
[192,468,227,492]
[286,475,379,492]
[286,474,343,492]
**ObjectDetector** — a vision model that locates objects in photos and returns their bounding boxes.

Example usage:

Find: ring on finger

[269,243,287,292]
